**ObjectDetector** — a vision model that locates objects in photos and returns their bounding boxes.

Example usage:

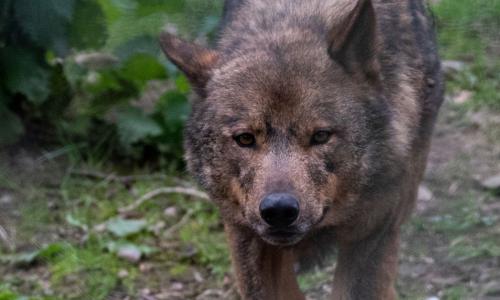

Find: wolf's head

[160,0,402,245]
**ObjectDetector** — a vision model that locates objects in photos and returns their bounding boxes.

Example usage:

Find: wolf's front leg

[225,224,305,300]
[332,225,400,300]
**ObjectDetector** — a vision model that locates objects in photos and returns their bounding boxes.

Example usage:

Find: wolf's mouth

[262,228,304,246]
[258,206,331,246]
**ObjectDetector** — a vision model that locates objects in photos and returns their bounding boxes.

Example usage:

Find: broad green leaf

[13,0,76,54]
[135,0,185,16]
[84,71,123,95]
[0,47,50,104]
[111,0,137,12]
[96,0,123,24]
[116,108,163,146]
[0,99,24,146]
[69,0,108,49]
[175,75,191,94]
[114,35,160,60]
[105,12,168,49]
[159,90,189,129]
[106,217,147,237]
[120,53,167,89]
[0,243,67,266]
[65,214,89,231]
[106,241,156,256]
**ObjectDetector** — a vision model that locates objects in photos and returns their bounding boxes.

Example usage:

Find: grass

[0,168,229,299]
[433,0,500,110]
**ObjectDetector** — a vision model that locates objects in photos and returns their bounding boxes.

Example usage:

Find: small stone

[448,182,459,194]
[118,247,141,263]
[164,206,178,218]
[94,223,106,232]
[418,185,433,202]
[140,262,153,273]
[453,90,473,104]
[152,221,166,235]
[481,174,500,191]
[442,60,466,76]
[118,269,129,278]
[193,271,204,283]
[322,284,333,294]
[426,297,439,300]
[0,193,13,204]
[422,256,435,264]
[170,282,184,291]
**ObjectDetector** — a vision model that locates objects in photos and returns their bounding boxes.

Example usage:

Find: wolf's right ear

[328,0,380,81]
[159,32,219,97]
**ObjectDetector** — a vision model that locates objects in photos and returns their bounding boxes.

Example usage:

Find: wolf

[160,0,443,299]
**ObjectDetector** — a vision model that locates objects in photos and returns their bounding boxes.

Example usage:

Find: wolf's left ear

[328,0,380,81]
[159,32,219,96]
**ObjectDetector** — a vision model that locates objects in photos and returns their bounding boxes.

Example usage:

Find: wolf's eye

[234,133,256,147]
[311,130,332,145]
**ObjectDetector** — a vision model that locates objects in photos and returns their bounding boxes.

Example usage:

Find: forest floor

[1,91,500,300]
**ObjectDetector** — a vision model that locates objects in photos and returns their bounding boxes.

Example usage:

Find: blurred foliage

[0,0,499,168]
[433,0,500,110]
[0,0,222,167]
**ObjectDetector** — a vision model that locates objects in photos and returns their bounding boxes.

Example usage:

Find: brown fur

[160,0,443,299]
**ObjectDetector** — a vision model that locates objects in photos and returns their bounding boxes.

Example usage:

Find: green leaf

[0,99,24,146]
[13,0,76,55]
[96,0,123,24]
[65,214,89,231]
[135,0,185,16]
[0,47,50,104]
[106,217,147,237]
[0,243,67,266]
[105,9,169,49]
[159,90,190,129]
[116,108,163,146]
[114,35,160,61]
[120,53,167,89]
[175,75,191,94]
[106,241,156,256]
[69,0,108,49]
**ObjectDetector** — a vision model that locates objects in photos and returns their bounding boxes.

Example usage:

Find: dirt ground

[1,100,500,300]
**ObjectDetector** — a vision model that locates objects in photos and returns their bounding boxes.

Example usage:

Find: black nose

[259,193,299,228]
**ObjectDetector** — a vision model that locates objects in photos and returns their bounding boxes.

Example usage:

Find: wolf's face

[190,51,393,245]
[161,0,400,245]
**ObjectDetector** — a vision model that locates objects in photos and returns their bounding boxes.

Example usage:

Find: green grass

[432,0,500,110]
[1,167,228,299]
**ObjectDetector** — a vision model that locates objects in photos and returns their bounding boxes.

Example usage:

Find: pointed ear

[159,32,219,96]
[328,0,380,81]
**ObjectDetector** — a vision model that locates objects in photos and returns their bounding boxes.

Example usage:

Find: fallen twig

[119,187,209,214]
[0,223,15,251]
[164,209,195,239]
[71,170,169,183]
